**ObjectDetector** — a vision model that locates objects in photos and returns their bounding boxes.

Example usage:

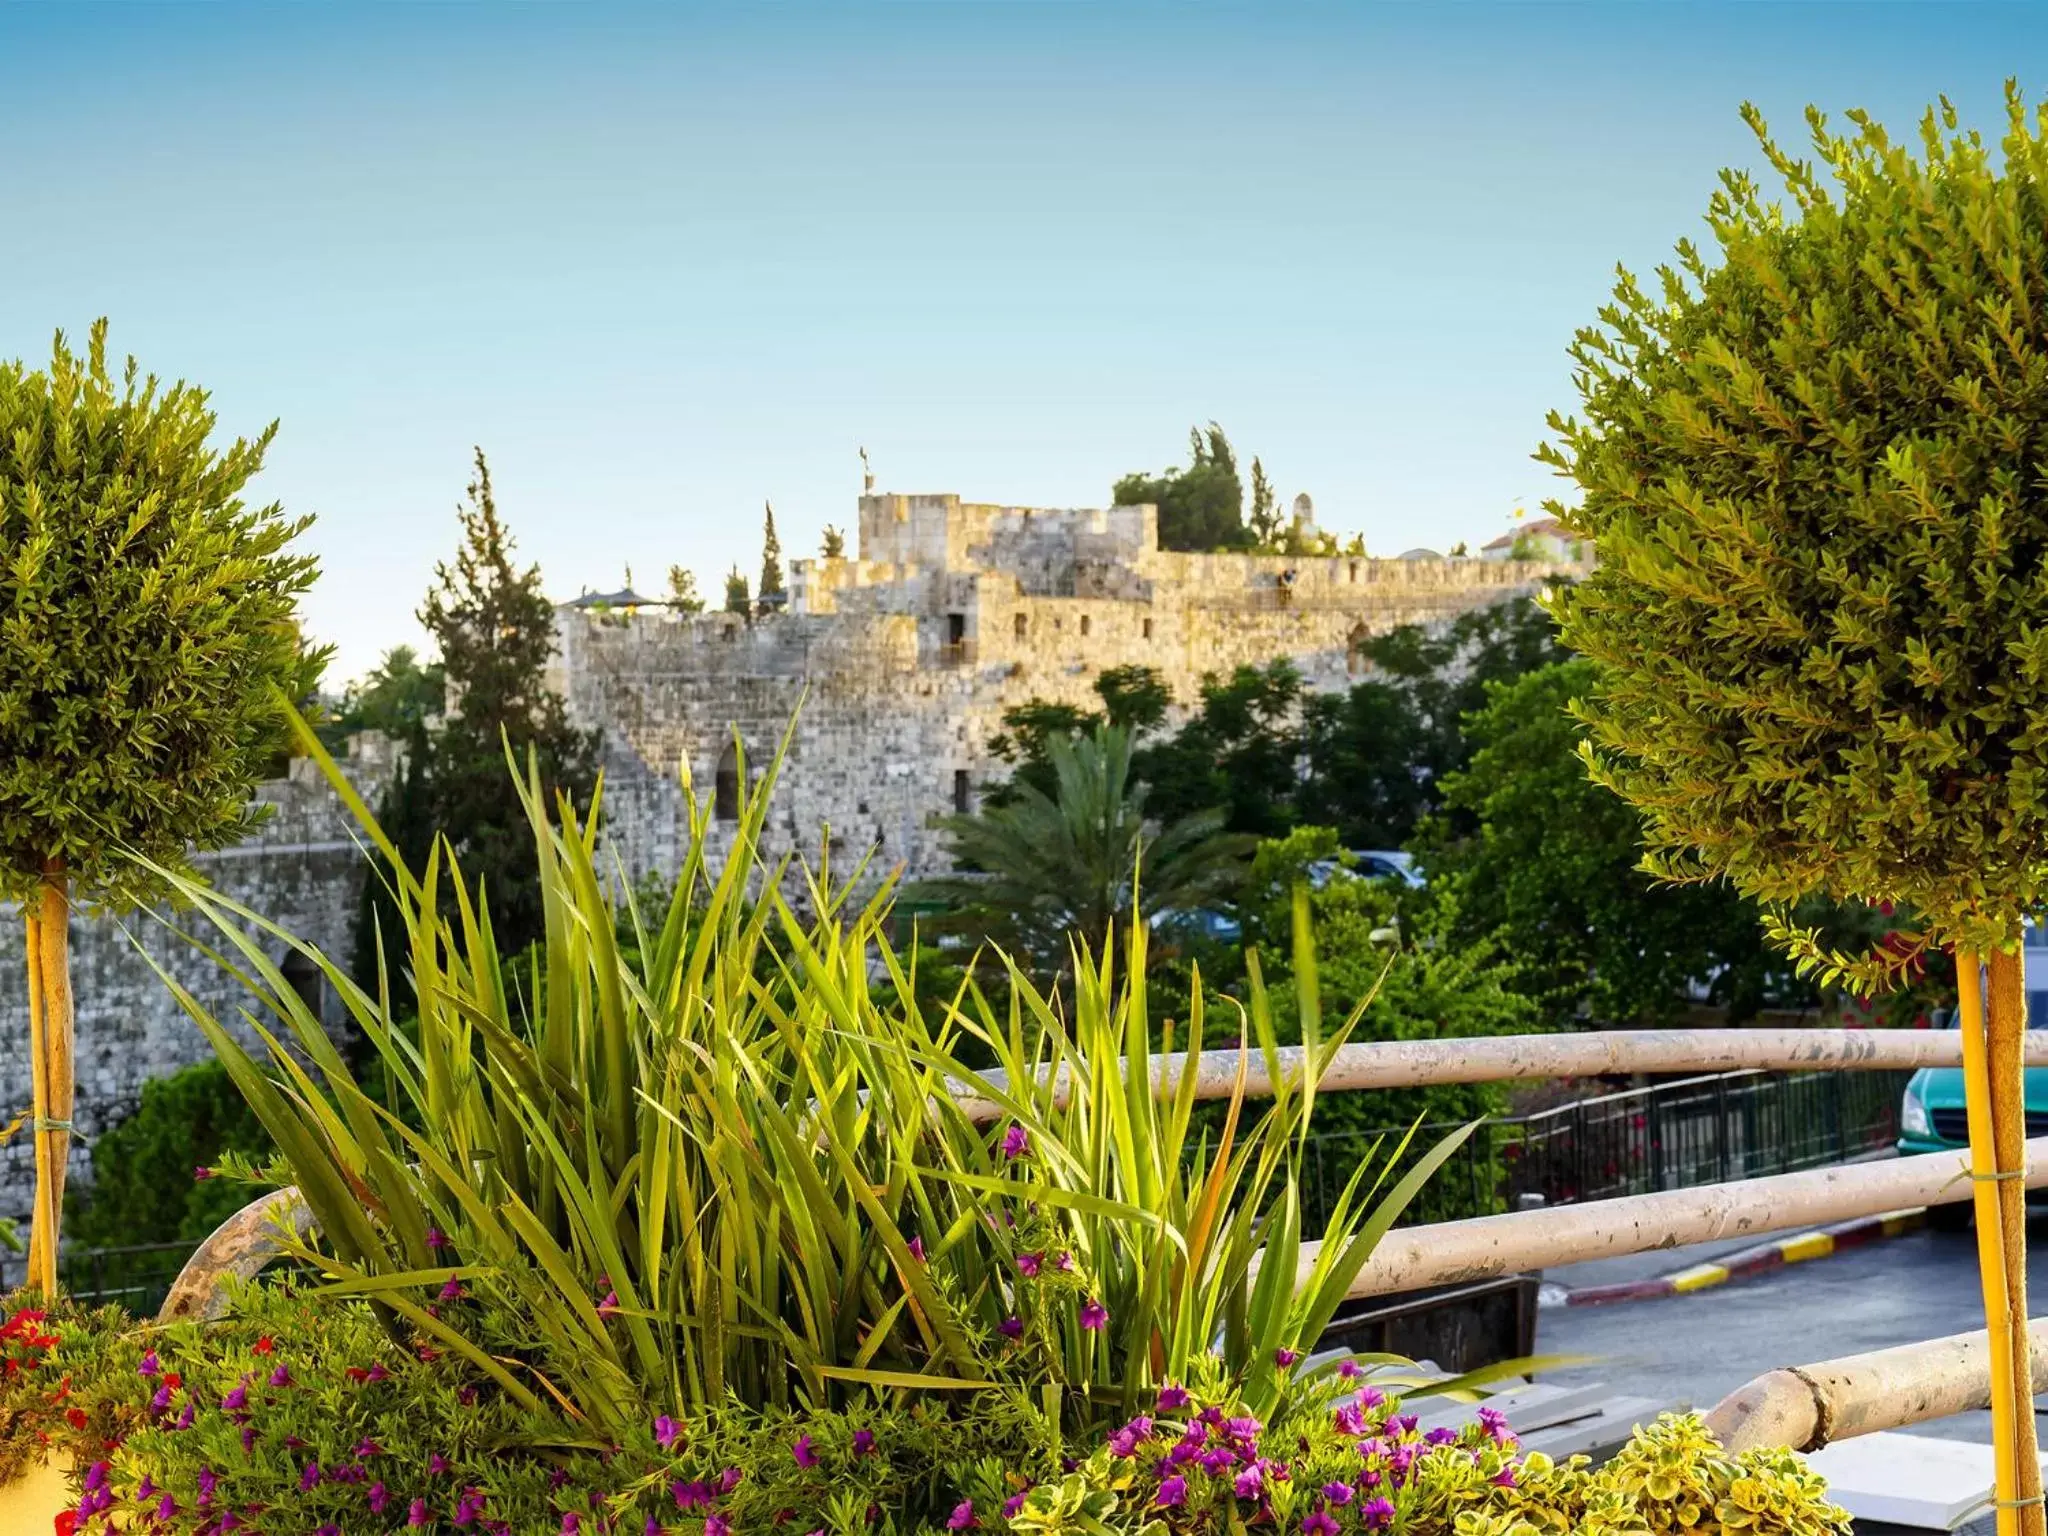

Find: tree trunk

[1988,945,2045,1536]
[1958,949,2023,1536]
[23,861,71,1298]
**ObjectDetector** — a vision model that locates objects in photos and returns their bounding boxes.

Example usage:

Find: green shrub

[152,722,1465,1442]
[67,1061,274,1249]
[1,1282,1849,1536]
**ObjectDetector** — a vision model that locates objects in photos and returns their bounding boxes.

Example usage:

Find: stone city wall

[0,737,394,1223]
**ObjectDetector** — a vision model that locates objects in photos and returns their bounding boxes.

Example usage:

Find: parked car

[1150,907,1242,945]
[1304,850,1428,892]
[1898,923,2048,1227]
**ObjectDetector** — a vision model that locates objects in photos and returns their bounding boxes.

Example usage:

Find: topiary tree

[0,320,318,1293]
[1543,88,2048,1530]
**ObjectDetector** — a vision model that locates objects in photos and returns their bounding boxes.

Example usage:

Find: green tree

[1137,661,1305,838]
[1542,91,2048,1509]
[1247,456,1282,548]
[917,725,1250,970]
[68,1060,273,1249]
[1420,660,1801,1025]
[1114,422,1249,551]
[0,320,319,1290]
[758,500,785,608]
[724,567,751,616]
[419,449,599,960]
[351,715,437,1011]
[666,565,706,613]
[986,666,1174,804]
[822,525,846,559]
[330,646,445,738]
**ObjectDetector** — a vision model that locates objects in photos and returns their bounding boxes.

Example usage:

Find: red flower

[65,1408,86,1430]
[53,1510,77,1536]
[252,1337,275,1356]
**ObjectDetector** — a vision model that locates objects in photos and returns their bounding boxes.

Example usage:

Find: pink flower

[426,1227,448,1249]
[410,1498,431,1526]
[1361,1497,1397,1528]
[1234,1465,1263,1500]
[193,1166,214,1181]
[655,1415,682,1451]
[1274,1347,1300,1369]
[794,1434,818,1468]
[1078,1298,1108,1331]
[706,1518,732,1536]
[1337,1359,1361,1380]
[439,1277,465,1303]
[1301,1513,1340,1536]
[1016,1252,1043,1278]
[1001,1124,1030,1160]
[1054,1252,1074,1272]
[946,1499,976,1530]
[1156,1383,1190,1412]
[1321,1481,1354,1506]
[907,1237,927,1262]
[852,1429,875,1457]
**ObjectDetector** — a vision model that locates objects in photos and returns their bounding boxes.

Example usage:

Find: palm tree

[917,725,1250,968]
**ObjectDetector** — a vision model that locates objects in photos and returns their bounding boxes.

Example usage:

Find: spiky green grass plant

[145,722,1469,1439]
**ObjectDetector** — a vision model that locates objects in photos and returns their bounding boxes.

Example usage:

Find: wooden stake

[1960,948,2023,1536]
[1988,944,2045,1536]
[23,862,71,1299]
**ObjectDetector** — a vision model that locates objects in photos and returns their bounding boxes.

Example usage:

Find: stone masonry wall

[565,491,1582,890]
[0,737,395,1224]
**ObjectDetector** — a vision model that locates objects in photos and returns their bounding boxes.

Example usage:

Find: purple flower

[1234,1464,1265,1500]
[1003,1491,1031,1519]
[907,1236,927,1262]
[1358,1386,1386,1409]
[562,1515,582,1535]
[597,1289,620,1316]
[1321,1481,1355,1506]
[137,1351,160,1377]
[852,1429,876,1457]
[459,1384,479,1406]
[439,1277,465,1303]
[706,1517,732,1536]
[83,1462,109,1493]
[1337,1358,1361,1379]
[301,1461,324,1491]
[655,1414,682,1450]
[1301,1513,1340,1536]
[719,1466,744,1494]
[794,1434,818,1468]
[1001,1124,1031,1160]
[1389,1413,1418,1436]
[426,1226,448,1249]
[174,1401,195,1430]
[1078,1298,1108,1331]
[1199,1446,1238,1475]
[1425,1426,1458,1446]
[410,1498,431,1527]
[1156,1382,1190,1412]
[1360,1497,1397,1529]
[946,1499,977,1530]
[1016,1252,1043,1278]
[137,1475,157,1501]
[268,1363,291,1388]
[1492,1465,1518,1488]
[431,1454,452,1475]
[1106,1416,1154,1458]
[317,1526,341,1536]
[1054,1252,1074,1272]
[150,1384,173,1412]
[1156,1477,1188,1509]
[194,1166,215,1180]
[998,1315,1023,1339]
[156,1493,178,1521]
[371,1482,390,1515]
[1334,1402,1368,1436]
[1476,1405,1514,1445]
[1274,1347,1300,1369]
[240,1424,257,1453]
[672,1480,713,1511]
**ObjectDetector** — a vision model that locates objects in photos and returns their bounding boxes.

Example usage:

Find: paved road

[1533,1213,2048,1446]
[1528,1211,2048,1532]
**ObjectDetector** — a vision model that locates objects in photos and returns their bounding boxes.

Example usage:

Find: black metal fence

[0,1240,194,1315]
[1305,1067,1914,1227]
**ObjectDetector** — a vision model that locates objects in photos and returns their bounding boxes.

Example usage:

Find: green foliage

[1138,662,1306,840]
[920,725,1251,968]
[760,499,786,606]
[1247,455,1282,548]
[1,1286,1848,1536]
[326,645,444,741]
[1420,660,1805,1025]
[667,563,707,612]
[417,449,599,961]
[1543,87,2048,969]
[66,1061,274,1248]
[0,319,320,908]
[725,565,751,615]
[1114,423,1250,552]
[162,714,1452,1442]
[822,524,847,559]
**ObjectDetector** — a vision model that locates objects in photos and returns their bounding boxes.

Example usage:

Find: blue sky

[3,1,2044,681]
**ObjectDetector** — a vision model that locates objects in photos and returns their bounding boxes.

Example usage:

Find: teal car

[1899,934,2048,1227]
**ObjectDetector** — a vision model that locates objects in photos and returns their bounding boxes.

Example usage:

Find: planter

[0,1455,73,1534]
[1318,1272,1541,1374]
